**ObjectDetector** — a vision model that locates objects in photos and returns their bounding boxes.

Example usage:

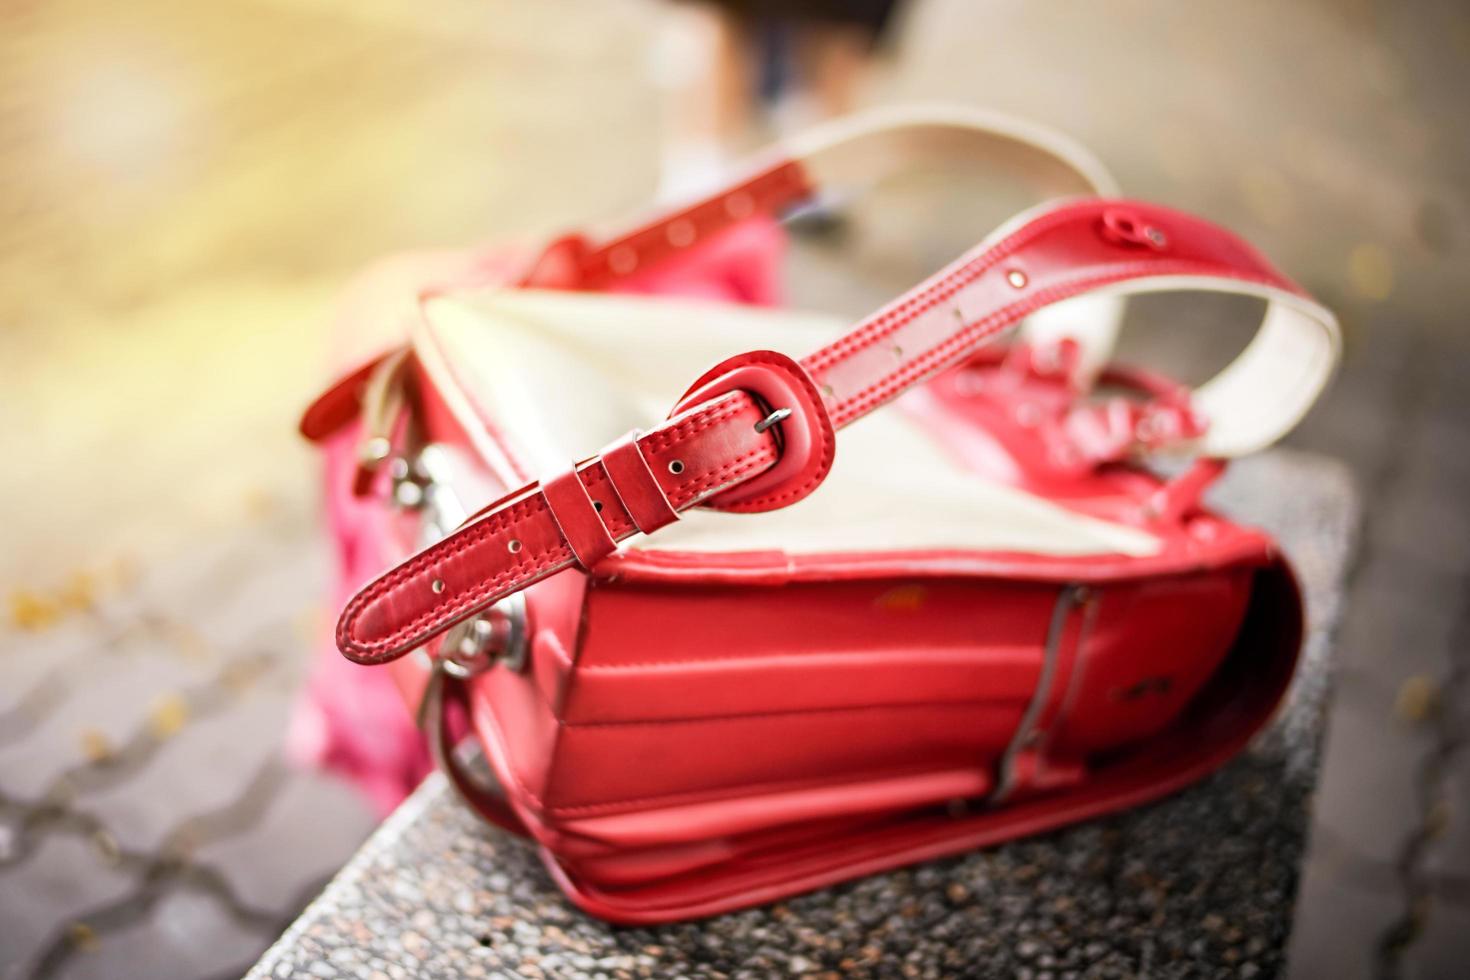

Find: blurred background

[1,0,1467,977]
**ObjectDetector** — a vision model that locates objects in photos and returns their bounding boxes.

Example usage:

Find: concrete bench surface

[249,449,1357,980]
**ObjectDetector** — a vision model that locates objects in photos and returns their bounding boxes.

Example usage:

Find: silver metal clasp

[440,591,528,677]
[395,444,530,679]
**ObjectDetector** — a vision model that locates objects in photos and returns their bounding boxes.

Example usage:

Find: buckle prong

[753,407,792,433]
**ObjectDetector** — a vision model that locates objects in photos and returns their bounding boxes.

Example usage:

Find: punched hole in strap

[600,432,679,535]
[541,466,618,569]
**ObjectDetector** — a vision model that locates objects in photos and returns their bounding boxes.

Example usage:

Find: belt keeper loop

[601,431,679,535]
[542,466,618,569]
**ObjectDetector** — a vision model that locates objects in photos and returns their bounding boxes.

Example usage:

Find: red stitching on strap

[337,199,1312,666]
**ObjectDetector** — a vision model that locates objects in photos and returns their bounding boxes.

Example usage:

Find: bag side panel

[1049,566,1256,756]
[540,559,1304,923]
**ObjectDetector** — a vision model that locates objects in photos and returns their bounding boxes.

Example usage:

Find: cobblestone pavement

[2,0,1468,977]
[0,506,379,979]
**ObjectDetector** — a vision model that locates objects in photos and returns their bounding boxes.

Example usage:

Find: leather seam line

[562,698,997,729]
[577,652,1034,671]
[803,205,1080,375]
[672,448,776,505]
[643,395,746,453]
[832,261,1278,426]
[342,442,777,652]
[346,550,567,657]
[542,760,982,818]
[706,350,835,511]
[339,495,554,649]
[339,399,740,642]
[477,692,550,810]
[830,258,1247,423]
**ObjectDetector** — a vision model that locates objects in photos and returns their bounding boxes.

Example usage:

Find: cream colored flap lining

[422,290,1161,558]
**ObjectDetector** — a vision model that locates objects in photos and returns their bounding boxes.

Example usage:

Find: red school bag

[300,108,1339,923]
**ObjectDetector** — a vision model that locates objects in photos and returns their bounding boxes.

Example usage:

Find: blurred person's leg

[656,1,905,202]
[776,7,897,233]
[792,21,878,123]
[656,3,757,202]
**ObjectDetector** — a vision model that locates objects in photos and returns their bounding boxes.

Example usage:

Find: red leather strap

[339,392,780,664]
[581,161,809,290]
[337,199,1311,665]
[600,432,679,535]
[518,162,810,291]
[541,466,619,569]
[519,106,1121,296]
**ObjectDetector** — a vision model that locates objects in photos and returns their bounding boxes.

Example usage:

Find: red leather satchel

[301,108,1339,923]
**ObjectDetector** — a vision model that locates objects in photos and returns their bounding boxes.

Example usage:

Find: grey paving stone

[1285,853,1402,980]
[0,621,99,709]
[1292,387,1397,478]
[0,654,206,801]
[181,540,327,657]
[1418,335,1470,414]
[79,687,293,855]
[194,767,375,913]
[1401,403,1470,495]
[54,886,276,980]
[0,836,138,979]
[1423,745,1470,882]
[1311,671,1434,866]
[1401,893,1470,980]
[1290,322,1415,475]
[1370,476,1470,580]
[1335,548,1461,691]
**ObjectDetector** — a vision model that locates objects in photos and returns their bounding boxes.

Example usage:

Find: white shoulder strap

[790,104,1124,380]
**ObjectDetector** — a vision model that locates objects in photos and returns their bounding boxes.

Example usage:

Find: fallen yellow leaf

[147,693,190,739]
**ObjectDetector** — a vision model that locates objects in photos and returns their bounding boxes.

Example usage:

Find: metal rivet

[431,578,445,594]
[1006,269,1028,289]
[1146,226,1167,246]
[359,436,392,466]
[393,481,424,509]
[892,344,903,358]
[668,460,685,475]
[507,539,522,554]
[821,383,835,398]
[667,219,695,247]
[608,246,638,275]
[725,191,753,218]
